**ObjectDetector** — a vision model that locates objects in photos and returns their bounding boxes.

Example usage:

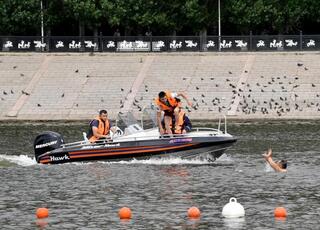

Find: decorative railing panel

[1,35,320,52]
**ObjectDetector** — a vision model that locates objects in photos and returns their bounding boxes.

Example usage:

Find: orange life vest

[88,116,110,142]
[155,91,178,112]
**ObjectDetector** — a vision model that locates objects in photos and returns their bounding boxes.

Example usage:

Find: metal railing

[1,34,320,52]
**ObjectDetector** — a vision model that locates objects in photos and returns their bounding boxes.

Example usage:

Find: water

[1,121,320,229]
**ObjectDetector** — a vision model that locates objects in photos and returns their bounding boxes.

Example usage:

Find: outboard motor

[34,131,64,162]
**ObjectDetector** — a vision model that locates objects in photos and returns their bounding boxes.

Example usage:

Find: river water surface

[0,120,319,229]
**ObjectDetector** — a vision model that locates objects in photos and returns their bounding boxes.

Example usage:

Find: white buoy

[222,197,245,218]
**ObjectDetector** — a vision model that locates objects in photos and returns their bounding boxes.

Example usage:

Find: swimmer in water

[262,148,287,172]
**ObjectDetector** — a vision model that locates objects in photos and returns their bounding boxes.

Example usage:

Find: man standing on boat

[155,91,192,135]
[87,110,114,142]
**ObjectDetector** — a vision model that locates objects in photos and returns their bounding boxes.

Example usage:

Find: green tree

[64,0,102,36]
[0,0,40,35]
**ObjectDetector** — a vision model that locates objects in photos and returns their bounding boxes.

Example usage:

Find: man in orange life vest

[155,91,192,135]
[174,98,192,134]
[87,109,113,142]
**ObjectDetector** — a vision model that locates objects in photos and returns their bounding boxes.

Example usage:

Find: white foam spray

[0,154,37,166]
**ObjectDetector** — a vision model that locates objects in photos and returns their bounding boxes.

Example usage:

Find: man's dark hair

[158,91,166,98]
[280,160,287,169]
[99,109,108,115]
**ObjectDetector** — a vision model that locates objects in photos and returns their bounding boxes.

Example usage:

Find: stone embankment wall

[0,52,319,120]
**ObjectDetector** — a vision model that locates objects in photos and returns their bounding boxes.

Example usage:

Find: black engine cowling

[34,131,64,162]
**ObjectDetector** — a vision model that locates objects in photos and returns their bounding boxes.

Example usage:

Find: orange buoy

[118,207,132,219]
[188,207,201,219]
[36,208,49,219]
[274,207,287,218]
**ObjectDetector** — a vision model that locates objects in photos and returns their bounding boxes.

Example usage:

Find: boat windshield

[117,107,158,131]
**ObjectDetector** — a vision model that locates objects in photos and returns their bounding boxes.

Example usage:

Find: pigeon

[304,67,308,70]
[20,73,24,77]
[312,83,316,87]
[3,91,7,95]
[13,66,17,69]
[297,63,303,67]
[22,90,30,96]
[11,90,14,94]
[183,77,187,80]
[37,103,41,107]
[75,69,79,73]
[196,86,199,90]
[61,93,65,98]
[120,88,124,92]
[210,78,214,80]
[86,75,90,78]
[228,71,232,74]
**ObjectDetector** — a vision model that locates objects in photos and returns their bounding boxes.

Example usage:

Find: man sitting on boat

[155,91,192,135]
[87,109,115,142]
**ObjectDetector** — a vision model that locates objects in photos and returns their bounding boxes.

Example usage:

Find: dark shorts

[164,110,174,117]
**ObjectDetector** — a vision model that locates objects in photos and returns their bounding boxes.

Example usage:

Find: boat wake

[0,154,233,167]
[0,154,37,166]
[110,157,213,165]
[99,153,233,166]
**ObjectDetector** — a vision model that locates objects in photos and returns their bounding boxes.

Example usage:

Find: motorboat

[33,109,237,164]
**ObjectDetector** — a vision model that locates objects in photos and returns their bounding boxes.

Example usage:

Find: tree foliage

[0,0,319,36]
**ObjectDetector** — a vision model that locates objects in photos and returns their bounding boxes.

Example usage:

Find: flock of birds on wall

[1,61,319,116]
[121,62,319,116]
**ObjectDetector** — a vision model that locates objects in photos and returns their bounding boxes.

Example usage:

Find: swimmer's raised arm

[262,148,287,173]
